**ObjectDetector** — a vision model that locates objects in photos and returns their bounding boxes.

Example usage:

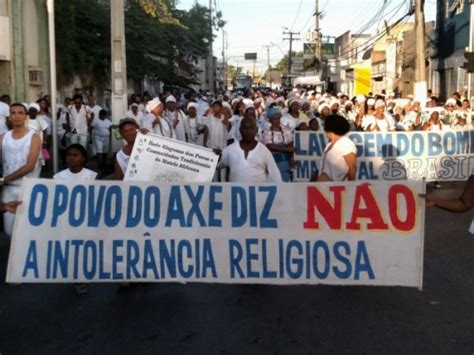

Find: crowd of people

[1,87,472,192]
[108,88,473,184]
[1,87,473,292]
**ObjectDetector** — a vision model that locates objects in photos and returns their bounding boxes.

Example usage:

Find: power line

[290,0,304,31]
[336,11,412,60]
[334,1,408,60]
[298,11,314,34]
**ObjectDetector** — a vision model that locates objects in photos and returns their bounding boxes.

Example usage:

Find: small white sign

[125,132,219,183]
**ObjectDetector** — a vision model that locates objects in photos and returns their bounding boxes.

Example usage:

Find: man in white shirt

[164,95,186,141]
[218,116,282,183]
[27,103,49,141]
[57,97,72,151]
[204,100,230,153]
[28,103,50,166]
[68,94,92,148]
[196,94,210,117]
[126,103,144,126]
[87,95,102,121]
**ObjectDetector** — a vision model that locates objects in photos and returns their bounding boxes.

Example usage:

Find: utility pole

[222,30,226,90]
[467,0,474,102]
[414,0,427,103]
[262,45,272,86]
[315,0,321,75]
[207,0,215,92]
[283,30,300,74]
[46,0,58,173]
[110,0,127,124]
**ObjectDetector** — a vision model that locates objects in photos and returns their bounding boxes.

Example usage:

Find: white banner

[7,179,425,288]
[295,130,474,181]
[125,132,218,183]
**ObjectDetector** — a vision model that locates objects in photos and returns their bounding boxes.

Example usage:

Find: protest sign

[7,179,425,288]
[295,130,474,181]
[125,132,218,183]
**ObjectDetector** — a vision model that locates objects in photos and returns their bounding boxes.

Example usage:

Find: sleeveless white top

[2,130,41,185]
[116,148,130,174]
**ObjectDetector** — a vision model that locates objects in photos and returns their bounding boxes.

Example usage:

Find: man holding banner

[219,117,281,183]
[114,118,140,180]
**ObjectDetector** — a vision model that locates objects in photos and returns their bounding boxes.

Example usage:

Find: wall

[5,0,50,102]
[0,0,12,96]
[434,0,471,99]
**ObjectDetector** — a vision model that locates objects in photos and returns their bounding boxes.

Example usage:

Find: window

[446,0,464,17]
[28,67,42,86]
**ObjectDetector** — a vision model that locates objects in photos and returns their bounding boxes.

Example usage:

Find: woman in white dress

[422,111,444,131]
[362,100,396,132]
[315,114,357,182]
[260,107,294,182]
[183,102,207,146]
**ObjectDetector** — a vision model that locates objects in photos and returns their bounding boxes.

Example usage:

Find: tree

[55,0,111,88]
[275,51,316,73]
[227,64,242,80]
[55,0,217,89]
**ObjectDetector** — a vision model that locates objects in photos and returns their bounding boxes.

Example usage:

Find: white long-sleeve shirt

[218,141,282,183]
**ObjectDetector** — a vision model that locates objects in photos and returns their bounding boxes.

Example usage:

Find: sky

[176,0,437,74]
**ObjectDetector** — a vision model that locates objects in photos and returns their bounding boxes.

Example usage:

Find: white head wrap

[330,99,340,107]
[146,97,162,113]
[165,95,177,103]
[375,100,385,109]
[356,95,366,103]
[28,102,40,112]
[187,102,197,110]
[318,103,330,115]
[288,97,300,107]
[446,98,457,106]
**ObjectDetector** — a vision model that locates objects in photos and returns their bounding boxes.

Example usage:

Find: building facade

[0,0,50,102]
[433,0,472,100]
[370,23,415,96]
[334,31,372,97]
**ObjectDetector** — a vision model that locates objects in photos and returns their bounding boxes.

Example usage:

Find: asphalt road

[0,182,472,355]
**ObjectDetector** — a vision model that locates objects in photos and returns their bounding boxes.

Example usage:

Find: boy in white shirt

[68,94,92,148]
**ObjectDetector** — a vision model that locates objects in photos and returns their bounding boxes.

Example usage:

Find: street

[0,183,472,355]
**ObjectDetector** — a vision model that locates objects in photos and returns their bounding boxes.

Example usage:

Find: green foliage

[55,0,217,88]
[55,0,110,86]
[227,64,242,79]
[275,51,316,73]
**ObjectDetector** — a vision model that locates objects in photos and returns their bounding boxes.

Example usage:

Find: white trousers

[2,185,21,238]
[70,133,88,148]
